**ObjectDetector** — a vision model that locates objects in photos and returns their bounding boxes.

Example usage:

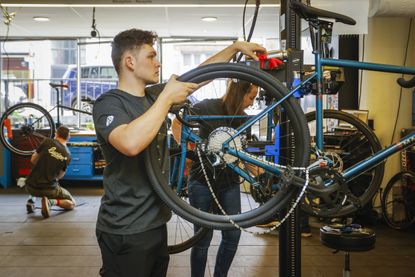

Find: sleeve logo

[106,115,114,127]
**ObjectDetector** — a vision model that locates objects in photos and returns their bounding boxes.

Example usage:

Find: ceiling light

[201,17,217,22]
[3,4,279,8]
[33,16,50,22]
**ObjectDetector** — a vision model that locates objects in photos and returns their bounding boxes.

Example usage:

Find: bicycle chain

[401,150,408,170]
[196,147,310,235]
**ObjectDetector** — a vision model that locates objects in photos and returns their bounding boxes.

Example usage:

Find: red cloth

[257,53,284,69]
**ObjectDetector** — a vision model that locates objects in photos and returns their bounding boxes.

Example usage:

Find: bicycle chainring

[301,167,350,217]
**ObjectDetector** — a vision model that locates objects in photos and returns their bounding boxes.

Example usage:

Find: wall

[360,17,415,190]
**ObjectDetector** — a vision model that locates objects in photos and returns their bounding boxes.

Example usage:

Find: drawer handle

[73,158,80,161]
[72,169,80,172]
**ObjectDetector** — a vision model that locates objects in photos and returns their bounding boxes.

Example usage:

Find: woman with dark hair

[186,80,259,277]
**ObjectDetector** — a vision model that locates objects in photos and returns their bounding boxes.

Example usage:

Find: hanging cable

[242,0,249,41]
[90,7,100,38]
[390,18,413,144]
[0,1,15,110]
[237,0,260,62]
[358,34,365,109]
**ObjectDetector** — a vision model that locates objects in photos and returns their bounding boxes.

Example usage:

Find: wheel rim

[146,63,310,229]
[382,172,415,229]
[0,103,55,156]
[303,110,384,217]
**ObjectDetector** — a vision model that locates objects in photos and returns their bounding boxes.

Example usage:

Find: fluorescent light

[2,4,279,8]
[201,16,217,22]
[33,16,50,22]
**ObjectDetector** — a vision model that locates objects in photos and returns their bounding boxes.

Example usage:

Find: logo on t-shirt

[48,147,68,161]
[106,115,114,127]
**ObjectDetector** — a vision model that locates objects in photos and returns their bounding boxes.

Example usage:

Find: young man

[93,28,265,277]
[25,125,76,218]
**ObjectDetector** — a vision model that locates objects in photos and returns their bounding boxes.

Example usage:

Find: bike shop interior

[0,1,414,277]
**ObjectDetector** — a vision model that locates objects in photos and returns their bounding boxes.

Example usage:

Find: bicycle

[381,143,415,230]
[142,1,415,231]
[0,82,93,156]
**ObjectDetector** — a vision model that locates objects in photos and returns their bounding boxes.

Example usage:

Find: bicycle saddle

[49,82,68,89]
[291,1,356,26]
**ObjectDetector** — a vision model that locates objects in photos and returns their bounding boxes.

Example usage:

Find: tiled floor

[1,185,415,277]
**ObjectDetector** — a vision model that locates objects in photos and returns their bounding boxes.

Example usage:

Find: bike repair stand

[279,1,303,276]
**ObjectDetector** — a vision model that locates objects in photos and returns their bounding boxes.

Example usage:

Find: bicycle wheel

[167,212,209,254]
[0,103,55,156]
[381,171,415,230]
[145,63,310,230]
[303,109,384,217]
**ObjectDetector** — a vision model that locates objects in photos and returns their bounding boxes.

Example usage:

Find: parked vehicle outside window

[61,65,118,112]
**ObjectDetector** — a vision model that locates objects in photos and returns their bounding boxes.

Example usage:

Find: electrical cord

[358,34,365,108]
[242,0,249,41]
[237,0,260,62]
[0,1,14,110]
[390,18,413,145]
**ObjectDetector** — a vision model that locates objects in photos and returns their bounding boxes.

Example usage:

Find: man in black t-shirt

[25,125,76,218]
[93,28,266,277]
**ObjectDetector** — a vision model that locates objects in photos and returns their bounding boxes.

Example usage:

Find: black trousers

[96,225,169,277]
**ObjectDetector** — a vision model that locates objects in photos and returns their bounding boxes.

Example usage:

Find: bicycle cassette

[207,127,242,164]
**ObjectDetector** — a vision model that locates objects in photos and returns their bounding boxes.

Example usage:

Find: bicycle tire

[167,212,209,254]
[0,103,55,156]
[381,171,415,230]
[303,109,384,217]
[145,63,310,230]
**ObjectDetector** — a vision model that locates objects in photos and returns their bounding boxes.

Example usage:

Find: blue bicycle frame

[173,22,415,193]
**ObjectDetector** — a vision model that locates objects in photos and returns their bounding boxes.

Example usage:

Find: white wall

[360,17,415,189]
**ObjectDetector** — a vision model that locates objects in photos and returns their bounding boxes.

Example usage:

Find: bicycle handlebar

[397,76,415,89]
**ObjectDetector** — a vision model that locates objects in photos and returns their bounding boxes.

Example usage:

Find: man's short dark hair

[56,126,70,140]
[111,28,158,75]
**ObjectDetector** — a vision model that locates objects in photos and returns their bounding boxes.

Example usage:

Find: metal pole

[77,38,82,128]
[279,0,302,276]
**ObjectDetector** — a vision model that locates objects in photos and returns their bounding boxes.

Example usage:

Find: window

[100,67,117,78]
[90,67,99,78]
[183,53,191,66]
[81,68,90,78]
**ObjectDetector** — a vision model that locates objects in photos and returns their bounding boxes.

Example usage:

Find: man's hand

[161,75,199,106]
[233,41,267,61]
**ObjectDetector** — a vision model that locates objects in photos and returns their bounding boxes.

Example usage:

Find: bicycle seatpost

[49,82,68,127]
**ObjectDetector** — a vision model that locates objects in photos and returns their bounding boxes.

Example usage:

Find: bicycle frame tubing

[175,111,289,191]
[342,132,415,183]
[306,20,415,186]
[173,25,415,192]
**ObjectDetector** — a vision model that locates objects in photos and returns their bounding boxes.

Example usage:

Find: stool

[320,225,376,277]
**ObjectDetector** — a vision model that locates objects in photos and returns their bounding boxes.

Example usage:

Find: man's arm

[108,76,199,156]
[30,152,39,165]
[201,41,266,66]
[56,170,65,180]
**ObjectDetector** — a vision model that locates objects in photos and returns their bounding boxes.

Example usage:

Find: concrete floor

[1,185,415,277]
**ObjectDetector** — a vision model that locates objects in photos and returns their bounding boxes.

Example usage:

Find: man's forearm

[201,43,239,66]
[201,41,265,66]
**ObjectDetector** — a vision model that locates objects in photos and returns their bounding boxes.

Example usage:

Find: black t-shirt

[190,98,242,190]
[93,85,171,235]
[25,138,71,189]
